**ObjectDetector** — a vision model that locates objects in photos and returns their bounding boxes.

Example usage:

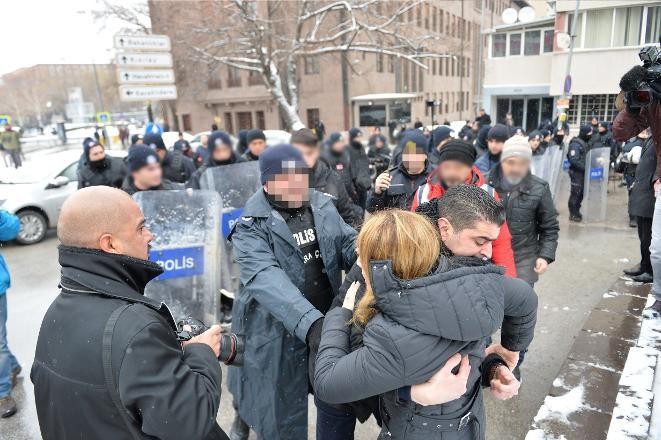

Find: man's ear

[99,233,121,254]
[437,217,453,242]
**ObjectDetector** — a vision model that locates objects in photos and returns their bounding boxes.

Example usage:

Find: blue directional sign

[221,208,244,239]
[589,167,604,181]
[149,246,204,280]
[0,115,11,126]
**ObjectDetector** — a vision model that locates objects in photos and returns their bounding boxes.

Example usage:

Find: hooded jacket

[411,167,517,277]
[31,246,227,440]
[0,211,20,294]
[315,256,537,439]
[78,156,128,189]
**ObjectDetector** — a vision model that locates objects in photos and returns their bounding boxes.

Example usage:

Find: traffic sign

[118,69,175,84]
[114,34,171,51]
[0,115,11,126]
[563,75,572,95]
[116,52,173,68]
[96,112,112,124]
[119,85,177,102]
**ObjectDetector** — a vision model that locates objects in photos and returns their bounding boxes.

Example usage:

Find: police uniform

[567,133,590,220]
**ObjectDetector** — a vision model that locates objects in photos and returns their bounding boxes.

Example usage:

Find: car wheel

[16,210,47,245]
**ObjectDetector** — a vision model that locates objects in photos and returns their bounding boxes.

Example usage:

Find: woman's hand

[411,353,471,406]
[343,281,360,310]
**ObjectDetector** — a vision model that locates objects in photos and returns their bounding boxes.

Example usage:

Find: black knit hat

[246,129,266,145]
[143,133,166,150]
[487,124,510,142]
[437,140,476,167]
[127,145,160,172]
[259,143,308,185]
[82,137,102,159]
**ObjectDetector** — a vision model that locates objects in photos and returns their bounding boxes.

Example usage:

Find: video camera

[623,44,661,112]
[176,317,244,366]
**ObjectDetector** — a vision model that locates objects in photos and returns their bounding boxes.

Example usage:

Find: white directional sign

[116,52,173,67]
[118,69,175,84]
[119,85,178,102]
[114,34,171,51]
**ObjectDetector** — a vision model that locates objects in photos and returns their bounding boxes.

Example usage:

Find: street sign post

[116,52,173,68]
[0,115,11,126]
[96,112,111,124]
[119,85,177,102]
[114,34,171,51]
[117,69,175,84]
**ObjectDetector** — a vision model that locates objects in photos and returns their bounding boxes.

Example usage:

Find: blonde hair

[353,210,441,326]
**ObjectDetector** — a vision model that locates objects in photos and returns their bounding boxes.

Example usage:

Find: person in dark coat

[367,131,432,212]
[428,126,454,166]
[367,133,391,179]
[173,132,193,157]
[621,130,650,227]
[475,124,509,173]
[144,133,195,184]
[567,124,593,222]
[227,145,357,440]
[323,132,366,219]
[194,133,210,168]
[31,187,228,440]
[528,130,545,156]
[625,137,656,283]
[77,138,127,189]
[486,136,559,285]
[458,120,474,143]
[473,124,491,157]
[314,205,537,440]
[590,121,614,152]
[475,108,492,128]
[241,129,266,162]
[235,129,249,156]
[121,146,183,195]
[314,119,326,142]
[187,130,245,189]
[347,128,372,209]
[291,129,362,227]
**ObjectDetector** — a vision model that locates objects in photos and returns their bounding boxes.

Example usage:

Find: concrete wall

[484,52,553,86]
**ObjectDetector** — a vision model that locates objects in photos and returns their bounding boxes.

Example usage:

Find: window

[439,9,444,34]
[237,112,252,130]
[359,104,386,126]
[646,6,661,43]
[417,5,422,26]
[248,70,261,86]
[568,12,583,46]
[419,66,423,91]
[445,56,449,76]
[432,58,437,76]
[411,63,417,91]
[228,66,241,87]
[390,101,411,123]
[543,29,554,52]
[403,61,409,91]
[451,57,455,76]
[376,53,384,73]
[492,33,506,57]
[432,8,437,31]
[446,12,450,34]
[524,30,541,55]
[59,162,78,181]
[466,57,470,77]
[509,33,522,55]
[566,94,618,125]
[584,9,613,48]
[256,111,265,130]
[388,55,395,73]
[304,56,320,74]
[613,6,643,47]
[182,114,192,132]
[306,108,319,129]
[224,112,233,133]
[208,65,222,89]
[451,15,456,37]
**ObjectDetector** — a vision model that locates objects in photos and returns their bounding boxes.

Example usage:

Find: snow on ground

[525,429,568,440]
[533,385,587,425]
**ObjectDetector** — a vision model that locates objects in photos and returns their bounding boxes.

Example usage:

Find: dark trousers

[315,396,357,440]
[638,216,653,274]
[568,169,584,216]
[8,150,21,168]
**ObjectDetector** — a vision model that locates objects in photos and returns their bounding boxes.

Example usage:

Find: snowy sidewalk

[526,278,659,440]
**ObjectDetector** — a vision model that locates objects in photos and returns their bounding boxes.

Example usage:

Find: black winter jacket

[487,166,559,284]
[78,156,127,189]
[366,162,432,212]
[629,138,657,219]
[314,256,537,440]
[348,141,372,195]
[567,137,589,173]
[161,150,196,183]
[323,148,364,210]
[31,246,227,440]
[311,158,362,226]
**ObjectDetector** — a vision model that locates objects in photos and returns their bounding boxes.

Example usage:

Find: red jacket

[613,101,661,177]
[411,166,518,277]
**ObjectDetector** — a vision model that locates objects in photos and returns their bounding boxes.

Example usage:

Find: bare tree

[191,0,450,130]
[92,0,152,34]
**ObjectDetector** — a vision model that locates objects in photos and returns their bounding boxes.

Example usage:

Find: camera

[176,317,244,366]
[625,44,661,111]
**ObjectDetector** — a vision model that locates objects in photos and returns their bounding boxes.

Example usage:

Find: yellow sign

[96,112,112,124]
[556,98,570,110]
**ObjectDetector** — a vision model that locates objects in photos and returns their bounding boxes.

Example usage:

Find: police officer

[144,133,195,184]
[228,144,356,440]
[567,124,593,222]
[291,128,361,226]
[529,130,545,156]
[427,126,453,166]
[322,132,365,220]
[347,128,372,209]
[241,129,267,162]
[121,145,184,195]
[77,138,127,189]
[187,130,245,189]
[367,131,432,212]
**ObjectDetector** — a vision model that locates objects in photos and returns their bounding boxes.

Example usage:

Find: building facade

[149,0,526,134]
[483,0,660,131]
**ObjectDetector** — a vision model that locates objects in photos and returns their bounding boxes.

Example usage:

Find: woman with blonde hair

[314,208,530,439]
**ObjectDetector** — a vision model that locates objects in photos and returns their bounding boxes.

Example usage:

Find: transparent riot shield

[531,152,552,183]
[583,147,611,223]
[134,190,222,324]
[546,145,563,199]
[201,161,262,297]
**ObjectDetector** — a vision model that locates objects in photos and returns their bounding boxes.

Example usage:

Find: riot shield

[201,161,262,297]
[134,190,222,324]
[546,145,563,198]
[531,151,553,183]
[583,147,611,223]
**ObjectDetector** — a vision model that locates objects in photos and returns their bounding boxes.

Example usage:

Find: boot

[569,214,582,223]
[623,265,644,276]
[229,414,250,440]
[0,396,17,418]
[631,272,653,283]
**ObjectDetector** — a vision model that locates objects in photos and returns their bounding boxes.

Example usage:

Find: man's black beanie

[437,140,477,167]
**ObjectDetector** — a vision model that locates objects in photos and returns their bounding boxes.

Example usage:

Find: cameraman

[613,47,661,315]
[31,187,228,440]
